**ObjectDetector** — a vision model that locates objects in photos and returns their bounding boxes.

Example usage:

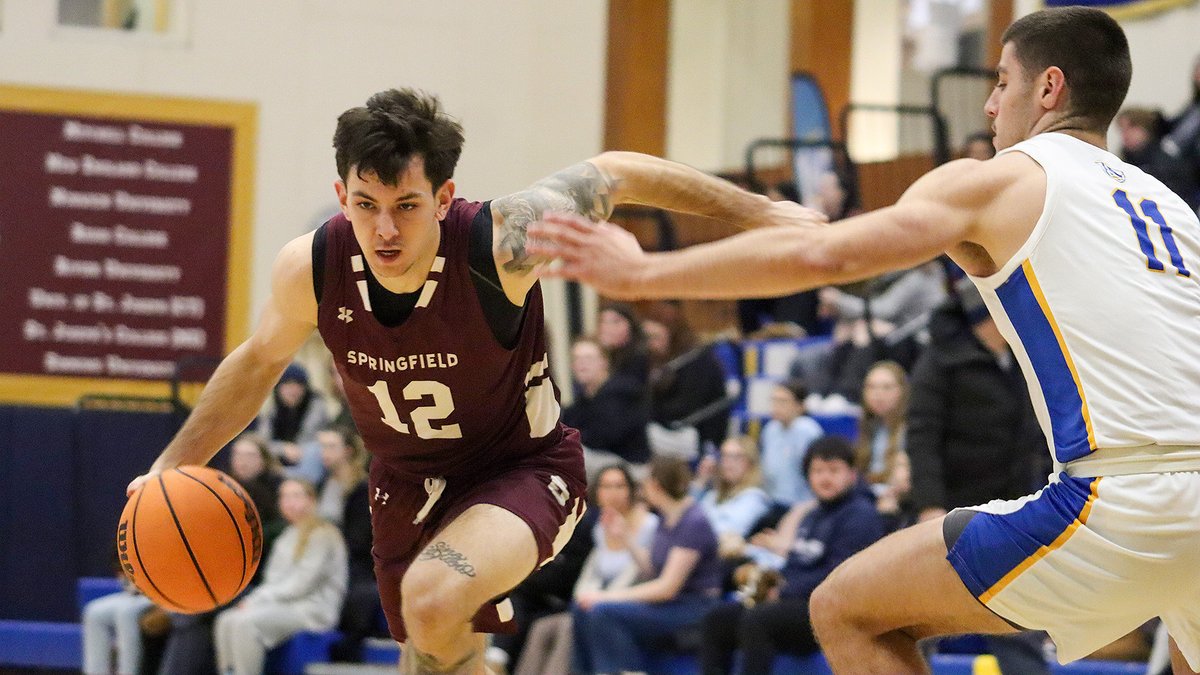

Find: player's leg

[399,503,540,674]
[809,517,1017,674]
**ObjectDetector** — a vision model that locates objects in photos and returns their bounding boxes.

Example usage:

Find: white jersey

[969,133,1200,474]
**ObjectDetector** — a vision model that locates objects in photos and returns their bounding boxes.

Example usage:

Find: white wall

[1120,3,1200,116]
[666,0,790,172]
[0,1,608,321]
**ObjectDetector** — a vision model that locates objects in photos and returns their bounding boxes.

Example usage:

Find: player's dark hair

[802,435,856,478]
[648,456,692,501]
[1001,7,1131,133]
[333,88,465,191]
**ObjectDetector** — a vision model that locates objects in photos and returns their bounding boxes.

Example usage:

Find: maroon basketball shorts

[368,432,586,642]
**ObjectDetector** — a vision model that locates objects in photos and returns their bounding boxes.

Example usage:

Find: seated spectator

[853,361,914,528]
[1164,55,1200,193]
[597,303,650,383]
[563,335,650,475]
[312,426,379,662]
[759,378,824,509]
[254,362,330,478]
[82,560,154,675]
[214,478,348,675]
[510,464,656,675]
[1118,107,1200,210]
[228,433,287,566]
[572,457,722,675]
[809,261,944,403]
[692,436,771,560]
[643,302,731,457]
[699,436,885,675]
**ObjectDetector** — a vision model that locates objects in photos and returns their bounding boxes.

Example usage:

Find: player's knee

[399,565,472,631]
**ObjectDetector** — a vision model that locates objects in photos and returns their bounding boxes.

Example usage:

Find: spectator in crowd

[562,335,650,475]
[692,436,772,561]
[325,358,357,432]
[737,180,824,338]
[228,433,287,563]
[759,378,824,509]
[808,261,944,404]
[699,436,885,675]
[907,280,1050,675]
[643,302,731,458]
[311,426,378,662]
[572,457,722,675]
[214,478,348,675]
[511,464,656,675]
[82,557,155,675]
[596,303,650,382]
[960,131,997,161]
[853,361,913,527]
[254,362,330,477]
[1117,107,1200,210]
[1164,54,1200,190]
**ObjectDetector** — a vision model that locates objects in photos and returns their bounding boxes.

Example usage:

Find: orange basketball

[117,466,263,613]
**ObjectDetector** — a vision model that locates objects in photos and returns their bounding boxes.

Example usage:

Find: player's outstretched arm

[530,156,1019,300]
[489,151,828,301]
[127,233,318,495]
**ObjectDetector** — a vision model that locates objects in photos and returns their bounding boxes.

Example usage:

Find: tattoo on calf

[418,541,477,577]
[492,161,618,274]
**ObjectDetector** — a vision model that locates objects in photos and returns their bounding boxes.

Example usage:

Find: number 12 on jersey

[367,380,463,439]
[1113,190,1192,277]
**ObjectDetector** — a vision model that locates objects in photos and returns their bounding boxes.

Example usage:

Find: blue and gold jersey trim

[995,261,1096,463]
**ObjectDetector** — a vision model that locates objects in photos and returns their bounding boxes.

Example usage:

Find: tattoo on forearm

[417,541,477,577]
[492,161,618,273]
[401,644,480,674]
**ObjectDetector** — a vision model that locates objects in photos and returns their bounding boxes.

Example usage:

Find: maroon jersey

[316,199,572,481]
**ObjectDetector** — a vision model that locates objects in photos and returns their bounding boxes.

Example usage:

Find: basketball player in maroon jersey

[128,88,823,674]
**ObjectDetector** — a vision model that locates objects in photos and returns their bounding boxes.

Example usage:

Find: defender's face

[985,42,1041,151]
[335,158,452,285]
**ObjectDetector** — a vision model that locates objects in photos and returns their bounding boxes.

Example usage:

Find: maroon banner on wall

[0,86,256,405]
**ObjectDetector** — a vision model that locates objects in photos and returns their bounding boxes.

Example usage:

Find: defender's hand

[528,212,649,299]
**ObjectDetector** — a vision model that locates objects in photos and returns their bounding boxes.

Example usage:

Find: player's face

[985,42,1042,151]
[335,158,454,288]
[807,458,856,502]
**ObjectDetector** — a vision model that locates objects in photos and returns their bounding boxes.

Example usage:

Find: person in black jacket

[643,302,731,454]
[699,436,884,675]
[907,280,1050,675]
[563,335,650,473]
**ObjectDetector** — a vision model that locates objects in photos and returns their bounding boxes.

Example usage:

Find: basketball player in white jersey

[529,7,1200,674]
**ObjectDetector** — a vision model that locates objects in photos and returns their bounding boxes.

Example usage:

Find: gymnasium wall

[0,1,608,319]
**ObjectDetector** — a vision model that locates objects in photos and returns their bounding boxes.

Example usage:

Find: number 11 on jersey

[367,380,463,439]
[1113,190,1192,277]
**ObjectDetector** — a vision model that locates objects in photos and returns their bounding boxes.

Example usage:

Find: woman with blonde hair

[694,436,771,558]
[214,478,348,675]
[854,361,912,523]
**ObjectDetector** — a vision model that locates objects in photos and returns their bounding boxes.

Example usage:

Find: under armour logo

[338,307,353,323]
[374,488,389,505]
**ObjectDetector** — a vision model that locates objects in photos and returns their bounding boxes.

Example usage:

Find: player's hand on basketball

[126,471,160,497]
[528,211,648,298]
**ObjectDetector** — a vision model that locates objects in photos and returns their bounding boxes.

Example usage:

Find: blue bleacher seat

[265,630,342,675]
[0,620,83,669]
[77,576,124,615]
